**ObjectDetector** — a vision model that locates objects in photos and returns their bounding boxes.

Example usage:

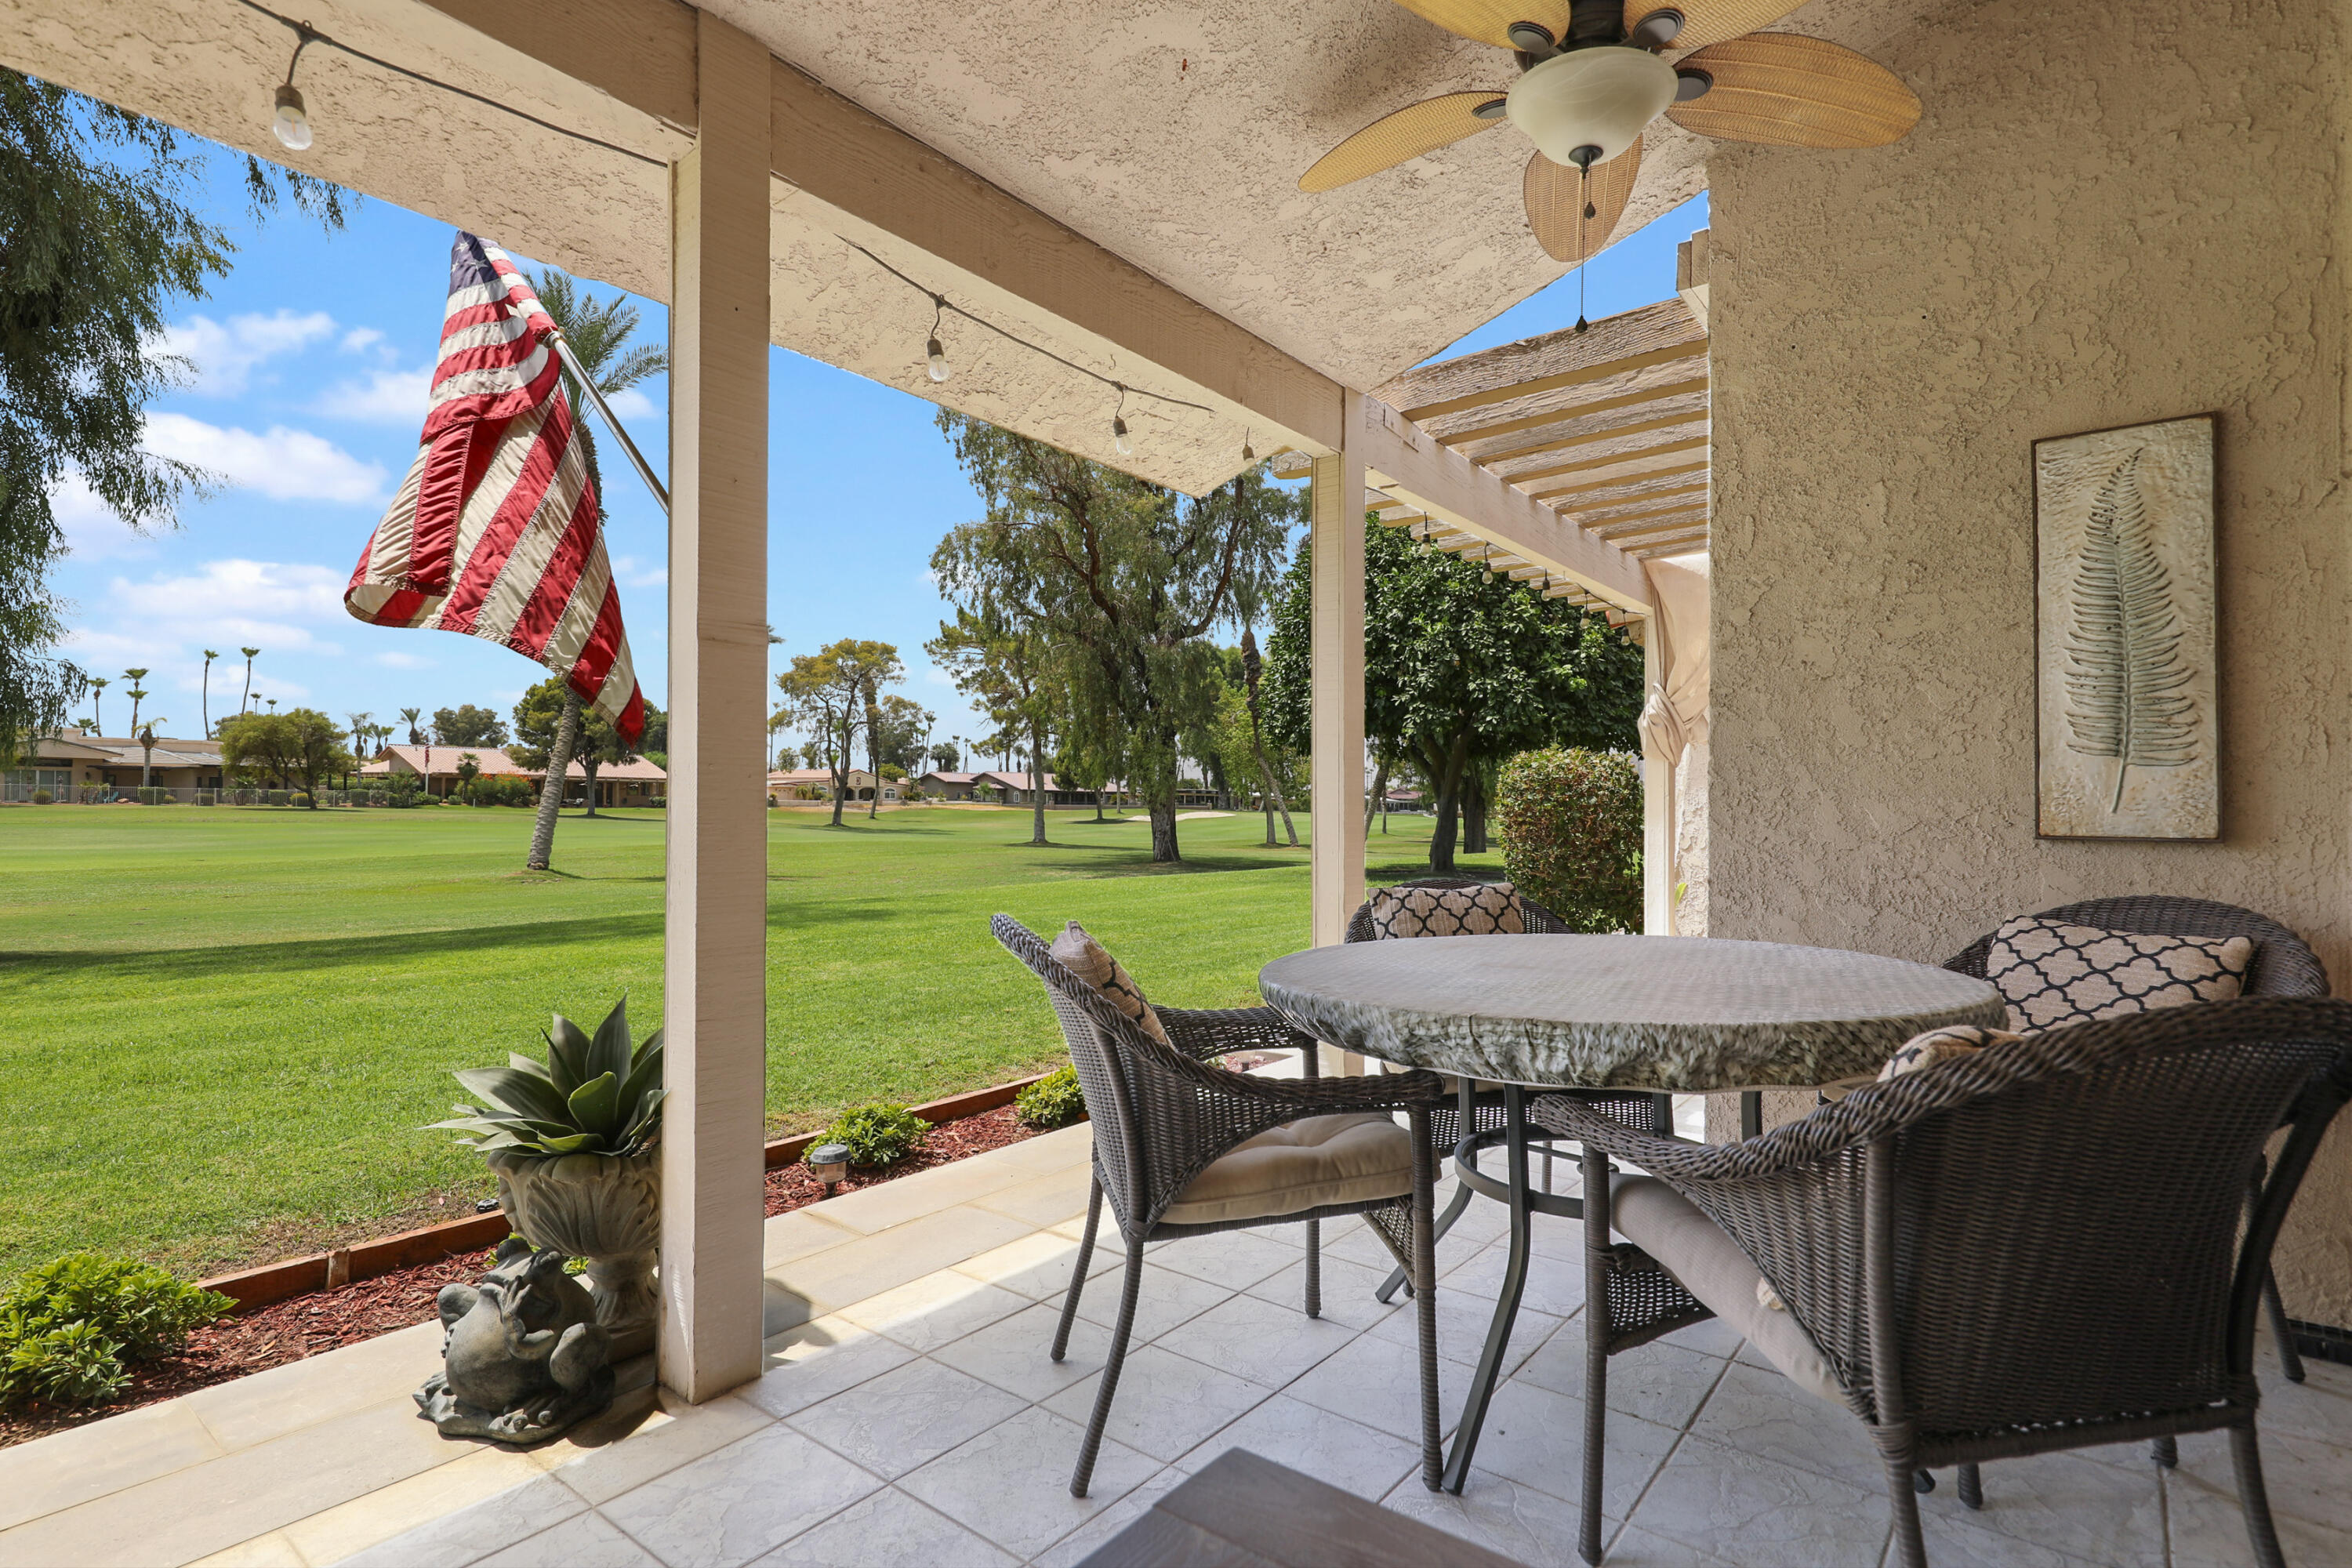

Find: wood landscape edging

[197,1070,1069,1312]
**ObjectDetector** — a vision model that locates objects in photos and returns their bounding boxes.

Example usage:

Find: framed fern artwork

[2034,414,2218,840]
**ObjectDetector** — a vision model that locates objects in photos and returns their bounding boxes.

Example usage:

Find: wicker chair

[1352,877,1676,1308]
[1534,997,2352,1568]
[994,914,1450,1497]
[1944,895,2330,1392]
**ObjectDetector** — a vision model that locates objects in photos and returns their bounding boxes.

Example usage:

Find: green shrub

[0,1254,233,1408]
[1495,747,1643,934]
[1014,1066,1087,1129]
[29,789,51,804]
[820,1103,931,1167]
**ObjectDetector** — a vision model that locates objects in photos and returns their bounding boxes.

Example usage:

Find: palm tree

[201,651,220,736]
[89,677,107,733]
[521,267,666,873]
[346,711,373,789]
[123,669,149,735]
[399,706,423,745]
[238,647,260,715]
[263,696,277,713]
[136,719,168,789]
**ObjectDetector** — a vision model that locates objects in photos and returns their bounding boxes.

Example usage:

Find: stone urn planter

[488,1147,659,1358]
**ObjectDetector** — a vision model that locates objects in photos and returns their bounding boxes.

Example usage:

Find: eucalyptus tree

[775,640,901,826]
[0,71,344,758]
[931,414,1298,863]
[1264,517,1642,873]
[929,609,1058,846]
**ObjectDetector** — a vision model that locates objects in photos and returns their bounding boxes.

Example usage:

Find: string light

[1242,430,1255,463]
[1112,384,1134,458]
[272,26,314,150]
[924,294,953,383]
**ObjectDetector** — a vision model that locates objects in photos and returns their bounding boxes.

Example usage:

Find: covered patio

[6,0,2347,1561]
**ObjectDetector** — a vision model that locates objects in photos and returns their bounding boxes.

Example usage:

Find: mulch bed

[1,1107,1078,1451]
[765,1105,1059,1216]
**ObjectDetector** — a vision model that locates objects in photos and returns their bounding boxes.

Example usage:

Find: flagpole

[547,330,671,517]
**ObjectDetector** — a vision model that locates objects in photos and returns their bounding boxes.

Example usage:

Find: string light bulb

[272,27,315,151]
[1112,383,1134,458]
[1242,430,1256,464]
[924,296,952,383]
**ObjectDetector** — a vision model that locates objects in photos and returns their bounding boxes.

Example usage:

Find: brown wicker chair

[1534,997,2352,1568]
[1351,878,1676,1311]
[1944,895,2330,1392]
[994,914,1449,1497]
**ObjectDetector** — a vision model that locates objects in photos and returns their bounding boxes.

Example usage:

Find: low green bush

[1014,1065,1087,1129]
[29,789,51,804]
[1495,746,1643,935]
[819,1103,931,1167]
[0,1254,233,1408]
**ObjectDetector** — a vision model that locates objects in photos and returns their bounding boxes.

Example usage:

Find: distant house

[3,731,121,800]
[914,770,978,800]
[5,731,227,799]
[768,766,896,803]
[361,745,666,805]
[975,770,1105,808]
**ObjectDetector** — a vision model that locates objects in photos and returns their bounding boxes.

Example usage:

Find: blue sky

[52,141,1704,759]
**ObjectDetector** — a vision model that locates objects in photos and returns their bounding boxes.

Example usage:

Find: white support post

[659,9,771,1405]
[1309,400,1367,1068]
[1639,615,1675,935]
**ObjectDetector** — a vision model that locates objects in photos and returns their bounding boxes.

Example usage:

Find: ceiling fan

[1300,0,1921,264]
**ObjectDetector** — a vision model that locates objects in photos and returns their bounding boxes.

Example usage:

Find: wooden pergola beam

[1436,376,1711,448]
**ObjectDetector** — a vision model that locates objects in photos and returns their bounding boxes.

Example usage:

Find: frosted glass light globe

[1505,46,1675,168]
[273,84,312,151]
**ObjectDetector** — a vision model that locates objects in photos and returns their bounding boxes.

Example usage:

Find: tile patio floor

[5,1119,2347,1568]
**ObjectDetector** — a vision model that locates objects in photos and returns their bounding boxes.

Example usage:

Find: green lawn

[0,800,1490,1276]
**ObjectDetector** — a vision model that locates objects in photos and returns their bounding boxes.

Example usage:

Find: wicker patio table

[1258,932,2005,1493]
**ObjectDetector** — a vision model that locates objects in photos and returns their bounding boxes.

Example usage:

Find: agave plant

[430,998,664,1158]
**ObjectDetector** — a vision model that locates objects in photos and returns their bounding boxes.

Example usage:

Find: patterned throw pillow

[1049,922,1172,1046]
[1368,882,1527,940]
[1984,917,2254,1032]
[1877,1024,2022,1082]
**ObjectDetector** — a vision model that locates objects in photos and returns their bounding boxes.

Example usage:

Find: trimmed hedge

[1495,747,1642,934]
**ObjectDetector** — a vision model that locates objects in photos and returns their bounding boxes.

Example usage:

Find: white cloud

[156,310,336,396]
[114,559,347,630]
[318,368,434,426]
[339,327,384,355]
[611,554,666,590]
[373,649,434,670]
[606,387,659,420]
[143,413,389,504]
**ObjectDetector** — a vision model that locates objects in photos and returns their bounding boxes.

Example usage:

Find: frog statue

[415,1236,615,1443]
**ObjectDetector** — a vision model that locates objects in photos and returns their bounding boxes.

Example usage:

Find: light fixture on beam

[1112,383,1134,458]
[924,295,953,383]
[271,25,316,150]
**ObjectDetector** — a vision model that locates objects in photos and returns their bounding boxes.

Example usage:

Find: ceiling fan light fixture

[1504,20,1556,53]
[1505,45,1675,169]
[1627,8,1685,48]
[1674,67,1713,102]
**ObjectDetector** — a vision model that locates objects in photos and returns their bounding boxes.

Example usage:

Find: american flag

[345,232,646,742]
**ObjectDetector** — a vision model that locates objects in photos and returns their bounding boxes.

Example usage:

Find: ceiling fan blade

[1628,1,1805,52]
[1301,92,1513,193]
[1523,136,1641,263]
[1389,0,1573,50]
[1664,34,1920,147]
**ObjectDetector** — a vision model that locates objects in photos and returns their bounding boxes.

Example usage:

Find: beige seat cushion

[1611,1176,1844,1406]
[1160,1113,1414,1227]
[1367,882,1526,939]
[1049,921,1171,1047]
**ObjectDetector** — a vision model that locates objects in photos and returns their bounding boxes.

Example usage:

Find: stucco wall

[1705,0,2352,1321]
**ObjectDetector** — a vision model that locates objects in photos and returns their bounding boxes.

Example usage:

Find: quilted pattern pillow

[1878,1023,2022,1081]
[1984,916,2254,1033]
[1049,922,1172,1046]
[1368,882,1526,940]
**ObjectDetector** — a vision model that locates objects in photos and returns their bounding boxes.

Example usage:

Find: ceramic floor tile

[1596,1523,1738,1565]
[985,1124,1094,1174]
[1145,1230,1303,1293]
[1515,1327,1728,1432]
[786,1356,1026,1479]
[285,1446,559,1566]
[1171,1394,1423,1501]
[1242,1254,1402,1333]
[760,1209,860,1270]
[1151,1290,1361,1390]
[1926,1449,2162,1565]
[2172,1426,2352,1534]
[187,1534,306,1568]
[1681,1356,1882,1491]
[550,1395,775,1506]
[1073,1259,1237,1341]
[1367,1282,1563,1380]
[1380,1471,1600,1568]
[2245,1356,2352,1449]
[800,1156,1038,1236]
[966,1162,1098,1229]
[896,1406,1159,1561]
[930,1299,1111,1403]
[183,1322,445,1453]
[1443,1240,1590,1321]
[772,1206,1037,1318]
[745,1319,919,1419]
[1040,1344,1276,1463]
[949,1229,1120,1302]
[2165,1454,2352,1567]
[744,1486,1015,1568]
[0,1396,225,1533]
[332,1473,586,1568]
[597,1425,882,1568]
[476,1510,662,1568]
[1654,1318,1744,1361]
[1626,1432,1889,1568]
[834,1270,1031,1353]
[1283,1331,1465,1444]
[1025,1466,1185,1568]
[1467,1378,1679,1519]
